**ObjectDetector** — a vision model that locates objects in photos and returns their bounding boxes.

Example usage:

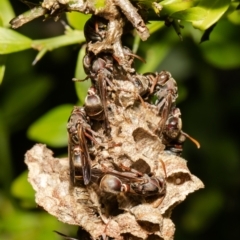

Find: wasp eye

[167,117,178,127]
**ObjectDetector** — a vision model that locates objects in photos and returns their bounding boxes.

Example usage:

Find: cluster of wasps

[8,1,202,238]
[67,15,200,209]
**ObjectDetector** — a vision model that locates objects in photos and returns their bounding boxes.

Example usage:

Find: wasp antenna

[126,52,146,63]
[21,0,38,8]
[72,77,89,82]
[182,131,200,149]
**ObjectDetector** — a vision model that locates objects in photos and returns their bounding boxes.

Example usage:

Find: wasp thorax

[84,88,104,120]
[92,57,107,73]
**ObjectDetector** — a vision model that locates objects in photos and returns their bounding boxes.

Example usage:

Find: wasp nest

[20,1,204,239]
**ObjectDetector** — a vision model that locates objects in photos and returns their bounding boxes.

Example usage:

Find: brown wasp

[81,49,145,123]
[100,171,166,197]
[81,15,146,133]
[145,71,178,122]
[78,165,166,197]
[145,71,200,153]
[131,71,175,103]
[162,107,200,155]
[84,15,108,43]
[67,106,101,185]
[81,50,127,134]
[134,71,200,153]
[81,52,114,134]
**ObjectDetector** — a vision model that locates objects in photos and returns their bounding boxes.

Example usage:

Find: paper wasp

[162,107,200,155]
[84,15,108,43]
[67,106,100,185]
[133,71,200,153]
[81,52,114,134]
[78,165,166,197]
[146,72,200,152]
[145,71,178,122]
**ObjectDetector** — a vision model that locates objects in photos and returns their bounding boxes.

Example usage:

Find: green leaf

[0,55,6,84]
[223,1,239,17]
[147,21,165,34]
[95,0,105,9]
[228,8,240,25]
[198,19,240,67]
[192,0,231,30]
[160,0,197,16]
[132,34,141,54]
[2,75,53,130]
[0,65,5,85]
[32,29,85,51]
[0,27,32,54]
[0,201,65,240]
[11,171,35,208]
[171,7,207,21]
[201,41,240,69]
[0,0,15,27]
[74,45,91,104]
[27,104,73,147]
[182,190,224,232]
[200,24,216,43]
[138,43,171,73]
[31,28,85,63]
[66,11,90,30]
[132,0,161,17]
[0,115,13,189]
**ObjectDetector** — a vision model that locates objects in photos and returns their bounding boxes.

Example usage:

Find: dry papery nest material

[25,98,204,239]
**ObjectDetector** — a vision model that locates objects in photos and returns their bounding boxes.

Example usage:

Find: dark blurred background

[1,1,240,239]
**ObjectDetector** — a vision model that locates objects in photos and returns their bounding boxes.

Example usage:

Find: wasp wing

[78,125,91,185]
[68,133,75,185]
